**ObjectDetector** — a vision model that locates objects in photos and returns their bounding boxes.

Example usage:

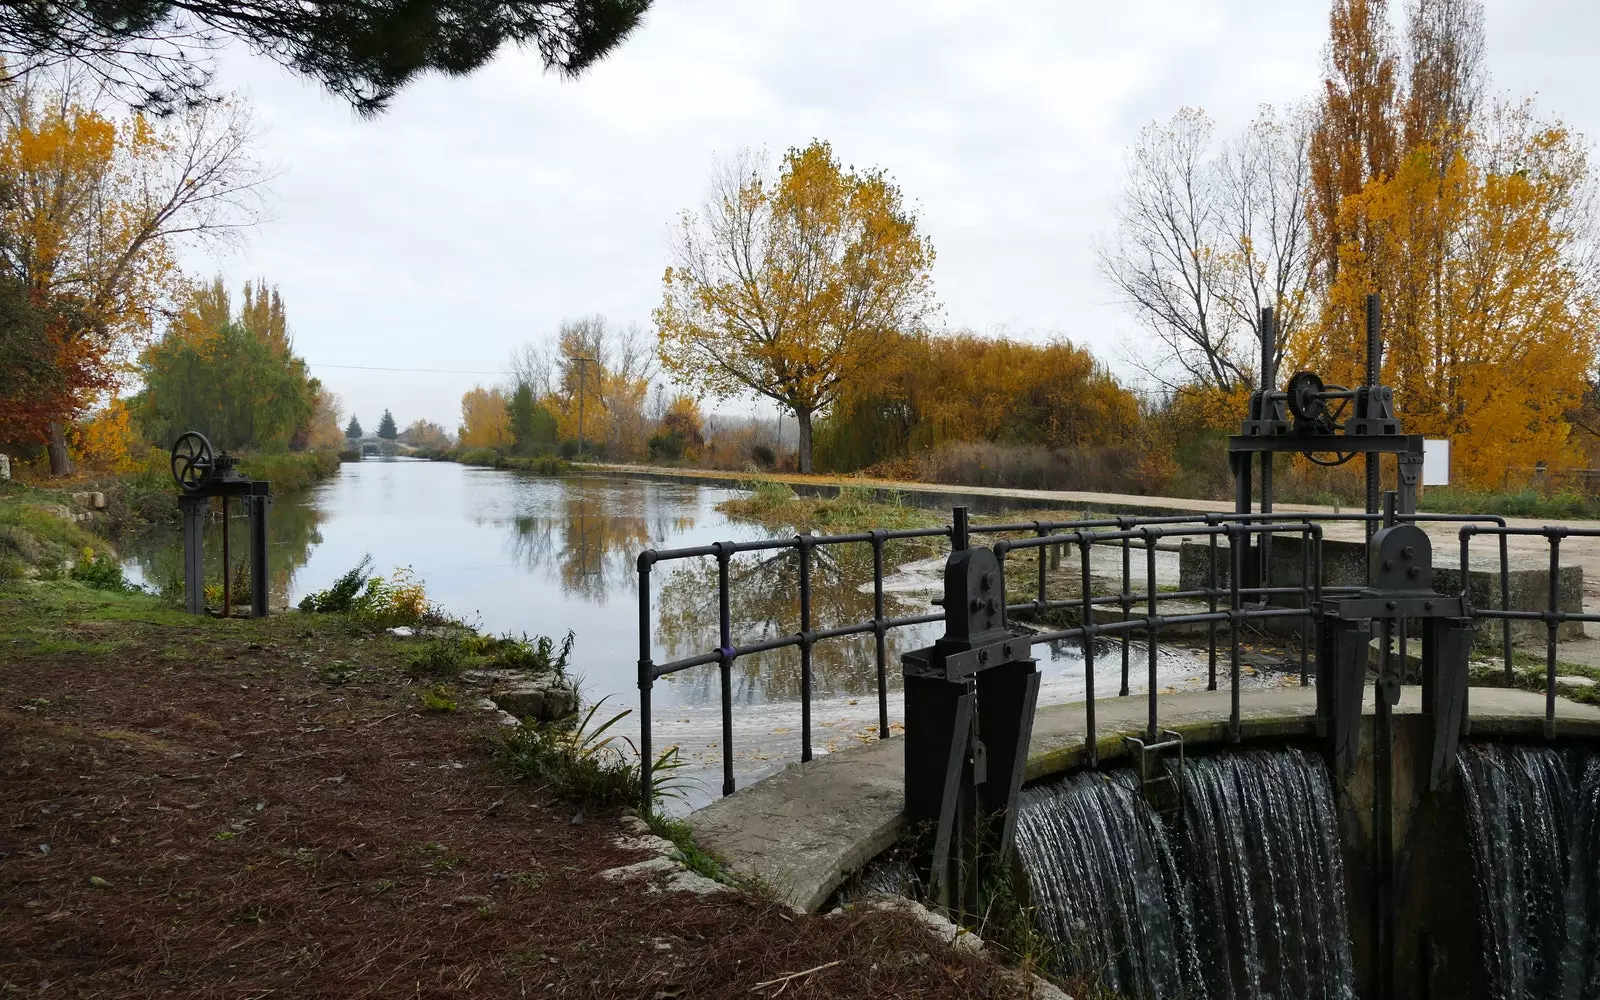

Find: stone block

[491,675,579,722]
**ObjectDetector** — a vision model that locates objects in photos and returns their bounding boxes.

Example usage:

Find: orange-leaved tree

[0,76,266,473]
[1291,105,1598,488]
[656,140,936,473]
[458,386,512,450]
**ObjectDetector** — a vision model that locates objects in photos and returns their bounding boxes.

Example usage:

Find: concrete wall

[1176,536,1584,644]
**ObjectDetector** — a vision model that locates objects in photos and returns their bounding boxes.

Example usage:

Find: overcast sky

[184,0,1599,435]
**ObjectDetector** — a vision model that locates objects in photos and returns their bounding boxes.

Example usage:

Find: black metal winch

[169,431,273,617]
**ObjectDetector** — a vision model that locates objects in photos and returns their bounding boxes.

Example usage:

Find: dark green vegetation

[1,0,653,114]
[717,481,939,533]
[1,576,1030,998]
[428,448,572,475]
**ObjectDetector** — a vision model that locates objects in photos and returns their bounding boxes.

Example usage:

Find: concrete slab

[688,685,1600,912]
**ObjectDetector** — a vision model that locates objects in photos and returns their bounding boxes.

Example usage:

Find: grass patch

[719,481,938,533]
[495,698,640,810]
[1419,486,1600,520]
[640,811,726,884]
[1470,651,1600,705]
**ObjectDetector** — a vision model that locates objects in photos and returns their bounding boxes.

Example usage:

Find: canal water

[122,459,1267,807]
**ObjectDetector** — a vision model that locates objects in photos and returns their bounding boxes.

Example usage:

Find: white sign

[1423,439,1450,485]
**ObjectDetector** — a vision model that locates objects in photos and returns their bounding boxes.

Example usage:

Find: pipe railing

[634,508,1547,804]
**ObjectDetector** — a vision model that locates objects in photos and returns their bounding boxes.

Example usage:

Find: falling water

[1014,747,1355,1000]
[1458,743,1600,1000]
[1182,750,1356,1000]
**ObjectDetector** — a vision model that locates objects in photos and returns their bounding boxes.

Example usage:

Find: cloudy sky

[186,0,1598,435]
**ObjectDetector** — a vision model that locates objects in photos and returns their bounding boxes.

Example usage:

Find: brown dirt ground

[0,587,1038,999]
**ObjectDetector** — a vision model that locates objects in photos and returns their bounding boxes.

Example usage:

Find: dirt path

[0,585,1032,999]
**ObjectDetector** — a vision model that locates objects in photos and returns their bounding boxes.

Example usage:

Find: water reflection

[502,490,672,601]
[656,537,941,704]
[122,495,327,608]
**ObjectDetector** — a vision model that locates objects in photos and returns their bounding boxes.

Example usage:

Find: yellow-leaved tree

[0,75,266,473]
[459,386,511,450]
[655,140,937,473]
[1292,104,1598,487]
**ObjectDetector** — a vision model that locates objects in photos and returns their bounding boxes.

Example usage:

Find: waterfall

[1182,749,1356,1000]
[1015,768,1203,998]
[1014,747,1355,1000]
[1458,743,1600,1000]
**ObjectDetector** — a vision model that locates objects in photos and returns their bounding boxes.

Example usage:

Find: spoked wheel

[170,432,216,493]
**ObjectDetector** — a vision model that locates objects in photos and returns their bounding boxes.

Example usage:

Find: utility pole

[569,355,596,460]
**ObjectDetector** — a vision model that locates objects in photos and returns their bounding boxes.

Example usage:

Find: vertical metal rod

[1207,532,1219,691]
[1035,522,1048,613]
[798,536,813,763]
[1080,536,1097,766]
[637,555,654,808]
[1547,535,1560,738]
[872,532,889,740]
[1300,529,1310,686]
[1229,527,1243,742]
[953,506,969,551]
[1500,533,1513,682]
[249,496,268,618]
[220,495,231,617]
[1146,533,1159,741]
[717,544,734,797]
[1260,306,1276,605]
[1365,293,1382,542]
[1120,532,1131,697]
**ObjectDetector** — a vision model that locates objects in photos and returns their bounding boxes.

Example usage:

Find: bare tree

[1099,106,1312,396]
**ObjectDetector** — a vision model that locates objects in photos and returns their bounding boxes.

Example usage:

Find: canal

[122,458,1249,806]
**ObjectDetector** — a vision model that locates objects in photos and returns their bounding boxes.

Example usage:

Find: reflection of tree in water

[656,537,941,704]
[504,493,691,602]
[121,495,326,607]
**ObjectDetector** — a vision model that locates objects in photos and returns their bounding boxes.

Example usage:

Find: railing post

[1229,524,1243,742]
[953,505,969,551]
[637,551,655,809]
[1120,520,1132,697]
[716,541,735,797]
[1079,533,1098,766]
[798,534,814,763]
[1207,531,1219,691]
[1145,528,1160,740]
[872,530,889,741]
[1547,533,1561,738]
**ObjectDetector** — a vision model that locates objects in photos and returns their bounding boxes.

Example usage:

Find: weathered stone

[1556,675,1597,695]
[856,894,984,953]
[0,454,10,480]
[89,492,106,510]
[492,675,579,722]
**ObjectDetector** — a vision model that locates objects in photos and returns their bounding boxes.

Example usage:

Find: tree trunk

[796,408,814,474]
[47,421,73,476]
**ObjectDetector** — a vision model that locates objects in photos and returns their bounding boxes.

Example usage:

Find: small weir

[1459,744,1600,1000]
[1015,748,1356,1000]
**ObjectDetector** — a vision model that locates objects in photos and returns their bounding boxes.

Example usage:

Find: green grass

[0,494,116,581]
[1419,486,1600,520]
[641,811,727,884]
[1470,651,1600,705]
[718,481,939,533]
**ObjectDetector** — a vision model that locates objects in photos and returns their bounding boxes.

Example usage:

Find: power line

[306,362,509,375]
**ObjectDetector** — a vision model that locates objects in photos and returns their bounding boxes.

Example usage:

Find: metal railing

[636,506,1548,804]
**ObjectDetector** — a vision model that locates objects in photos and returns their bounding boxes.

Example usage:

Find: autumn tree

[508,382,558,455]
[301,389,346,451]
[1099,107,1312,404]
[135,280,319,452]
[376,409,398,440]
[648,395,704,462]
[508,315,654,458]
[0,0,652,115]
[458,385,511,450]
[345,416,362,440]
[0,76,266,473]
[400,419,453,452]
[656,141,937,473]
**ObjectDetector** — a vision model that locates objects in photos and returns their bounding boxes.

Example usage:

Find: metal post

[716,543,735,796]
[637,553,654,808]
[1146,532,1159,740]
[1207,532,1219,691]
[798,535,814,763]
[1365,294,1382,542]
[249,495,269,618]
[952,506,969,551]
[1229,526,1243,742]
[873,531,889,740]
[1547,535,1561,738]
[221,495,231,618]
[1079,535,1098,766]
[1120,526,1131,697]
[1260,306,1276,600]
[180,495,205,615]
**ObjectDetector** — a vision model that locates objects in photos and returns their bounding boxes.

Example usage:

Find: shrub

[69,547,138,592]
[408,636,468,679]
[458,447,499,466]
[648,430,687,462]
[492,630,574,675]
[298,556,373,613]
[750,443,776,469]
[558,439,580,460]
[496,698,639,809]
